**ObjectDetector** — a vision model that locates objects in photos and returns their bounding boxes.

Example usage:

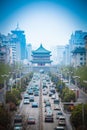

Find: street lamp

[73,76,80,101]
[73,76,80,88]
[67,71,73,86]
[9,72,15,92]
[1,74,8,107]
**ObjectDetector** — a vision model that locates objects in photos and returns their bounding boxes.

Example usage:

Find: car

[28,89,33,95]
[14,114,23,130]
[54,126,65,130]
[34,91,39,96]
[45,106,51,112]
[54,105,61,110]
[29,95,34,102]
[44,98,49,103]
[23,99,30,104]
[27,116,35,124]
[50,88,55,94]
[45,114,54,122]
[54,99,60,105]
[58,116,66,126]
[32,102,38,107]
[46,109,53,116]
[14,114,23,124]
[14,123,23,130]
[43,91,48,95]
[49,92,53,96]
[56,111,63,119]
[51,94,56,99]
[45,101,51,107]
[24,93,29,99]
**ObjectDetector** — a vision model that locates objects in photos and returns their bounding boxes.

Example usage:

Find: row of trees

[0,63,33,129]
[70,104,87,130]
[0,106,12,130]
[61,66,87,92]
[50,67,87,130]
[50,74,76,103]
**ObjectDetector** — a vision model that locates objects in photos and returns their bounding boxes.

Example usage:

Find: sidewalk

[69,83,87,97]
[63,78,87,97]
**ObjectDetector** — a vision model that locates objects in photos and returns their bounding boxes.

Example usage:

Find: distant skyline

[0,0,87,50]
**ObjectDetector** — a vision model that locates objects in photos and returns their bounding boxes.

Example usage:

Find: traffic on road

[13,72,72,130]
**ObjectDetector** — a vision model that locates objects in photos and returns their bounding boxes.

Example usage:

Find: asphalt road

[18,73,73,130]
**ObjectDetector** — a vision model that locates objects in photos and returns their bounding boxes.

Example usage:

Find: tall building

[69,30,87,65]
[0,44,10,64]
[56,45,65,65]
[71,47,86,67]
[63,45,70,66]
[0,25,27,64]
[84,35,87,66]
[0,33,10,64]
[11,24,27,61]
[26,44,32,64]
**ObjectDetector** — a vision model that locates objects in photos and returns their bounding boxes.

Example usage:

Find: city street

[17,73,73,130]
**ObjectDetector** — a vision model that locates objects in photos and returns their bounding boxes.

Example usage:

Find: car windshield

[59,117,65,120]
[29,117,35,120]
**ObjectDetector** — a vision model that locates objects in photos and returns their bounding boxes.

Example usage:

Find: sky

[0,0,87,51]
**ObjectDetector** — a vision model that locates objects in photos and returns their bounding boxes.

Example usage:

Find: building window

[84,62,86,65]
[80,57,83,60]
[80,53,83,56]
[80,62,83,65]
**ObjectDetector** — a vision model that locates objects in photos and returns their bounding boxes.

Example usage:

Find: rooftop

[71,47,86,54]
[32,44,51,54]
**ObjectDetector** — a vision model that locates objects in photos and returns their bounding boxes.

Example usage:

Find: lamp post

[9,72,15,92]
[19,67,22,88]
[67,71,73,86]
[73,76,80,101]
[1,74,8,107]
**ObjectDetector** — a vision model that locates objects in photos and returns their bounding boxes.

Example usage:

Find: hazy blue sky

[0,0,87,49]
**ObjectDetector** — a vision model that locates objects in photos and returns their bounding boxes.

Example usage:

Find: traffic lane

[42,94,58,130]
[20,95,40,130]
[42,89,72,130]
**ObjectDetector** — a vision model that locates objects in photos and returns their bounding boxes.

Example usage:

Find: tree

[0,63,11,84]
[70,104,87,129]
[6,92,17,104]
[6,88,21,106]
[0,107,12,130]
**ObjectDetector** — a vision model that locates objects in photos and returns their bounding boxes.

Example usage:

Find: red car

[27,116,35,124]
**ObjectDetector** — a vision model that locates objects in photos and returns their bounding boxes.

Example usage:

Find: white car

[51,94,56,99]
[43,91,48,95]
[54,105,61,110]
[58,116,66,126]
[23,99,30,104]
